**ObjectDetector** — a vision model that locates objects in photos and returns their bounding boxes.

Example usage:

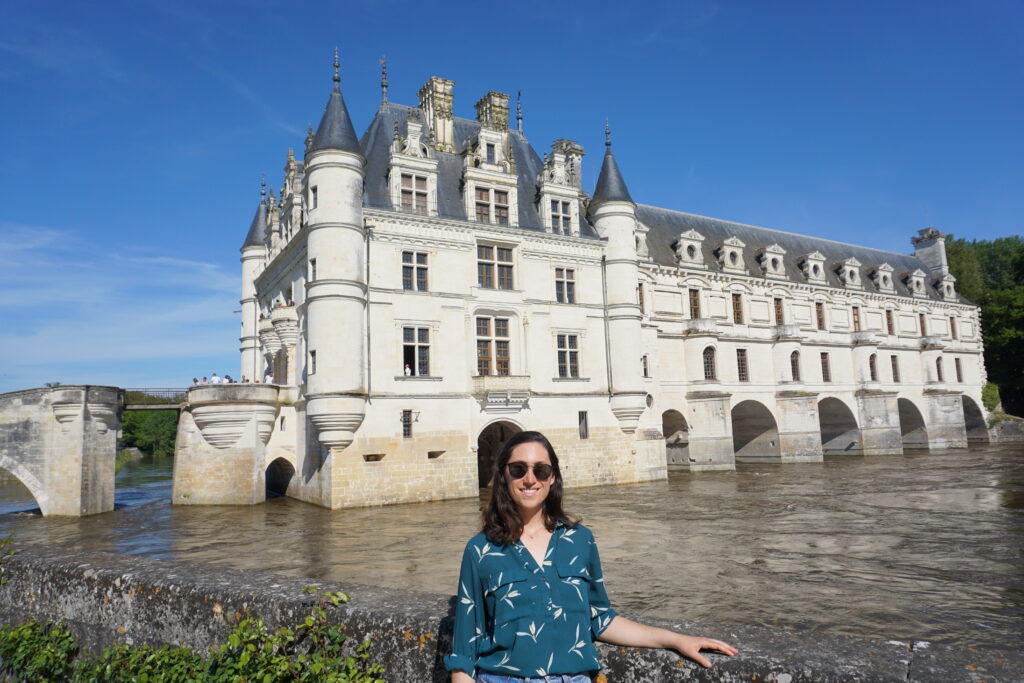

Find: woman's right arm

[445,541,486,681]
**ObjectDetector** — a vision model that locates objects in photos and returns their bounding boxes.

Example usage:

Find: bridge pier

[0,386,122,516]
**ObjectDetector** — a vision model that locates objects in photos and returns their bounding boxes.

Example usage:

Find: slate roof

[590,147,634,208]
[241,197,267,250]
[636,204,963,303]
[360,103,599,238]
[310,86,363,157]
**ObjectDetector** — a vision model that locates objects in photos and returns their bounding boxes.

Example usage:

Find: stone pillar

[922,389,968,450]
[258,317,280,378]
[855,390,903,455]
[173,385,279,505]
[684,391,735,470]
[239,245,263,383]
[775,391,823,462]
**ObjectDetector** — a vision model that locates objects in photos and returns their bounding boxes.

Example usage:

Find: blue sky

[1,0,1021,392]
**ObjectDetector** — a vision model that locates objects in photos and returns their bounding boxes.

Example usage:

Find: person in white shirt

[404,364,412,376]
[210,373,222,384]
[264,372,274,384]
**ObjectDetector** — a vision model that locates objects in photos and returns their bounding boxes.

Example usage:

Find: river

[1,445,1021,649]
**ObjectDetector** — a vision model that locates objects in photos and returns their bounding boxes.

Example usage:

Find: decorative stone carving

[836,257,862,289]
[905,268,928,298]
[88,405,118,434]
[191,403,278,449]
[716,236,746,274]
[674,230,706,269]
[271,305,299,349]
[800,251,827,284]
[52,403,82,433]
[259,317,281,358]
[936,273,957,301]
[871,263,895,293]
[757,244,787,280]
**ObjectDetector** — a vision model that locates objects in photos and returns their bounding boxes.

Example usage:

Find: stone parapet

[1,542,1020,682]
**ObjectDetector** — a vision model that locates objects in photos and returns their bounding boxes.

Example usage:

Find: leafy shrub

[982,382,1002,412]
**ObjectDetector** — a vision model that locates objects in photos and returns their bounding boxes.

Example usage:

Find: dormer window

[872,263,895,293]
[674,229,706,269]
[716,236,746,274]
[475,187,509,225]
[401,174,428,215]
[389,114,438,217]
[758,244,787,279]
[837,257,862,290]
[936,273,957,302]
[905,269,928,298]
[538,140,584,237]
[800,251,827,284]
[551,200,572,233]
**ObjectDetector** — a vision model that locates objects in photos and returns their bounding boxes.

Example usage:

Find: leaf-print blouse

[444,523,618,678]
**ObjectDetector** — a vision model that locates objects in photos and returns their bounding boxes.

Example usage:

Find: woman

[445,431,737,682]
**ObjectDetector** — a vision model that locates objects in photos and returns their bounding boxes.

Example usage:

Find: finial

[393,122,400,143]
[260,174,267,200]
[605,119,611,148]
[516,90,523,133]
[332,48,340,88]
[305,124,314,151]
[380,56,389,106]
[287,147,294,161]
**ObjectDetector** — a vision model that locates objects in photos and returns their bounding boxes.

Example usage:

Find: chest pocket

[486,567,535,625]
[555,563,592,613]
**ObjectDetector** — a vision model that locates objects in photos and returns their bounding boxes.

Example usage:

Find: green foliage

[121,410,178,458]
[982,382,1002,413]
[946,234,1024,416]
[0,586,384,682]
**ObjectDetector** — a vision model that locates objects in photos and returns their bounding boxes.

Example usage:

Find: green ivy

[982,382,1002,413]
[0,586,384,682]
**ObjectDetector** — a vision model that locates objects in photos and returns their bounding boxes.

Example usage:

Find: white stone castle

[171,54,989,509]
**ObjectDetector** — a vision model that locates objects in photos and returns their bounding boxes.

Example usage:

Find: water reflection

[0,445,1021,649]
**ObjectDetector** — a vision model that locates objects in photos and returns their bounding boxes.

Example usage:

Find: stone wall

[0,542,1020,682]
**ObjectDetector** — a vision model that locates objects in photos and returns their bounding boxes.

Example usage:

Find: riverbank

[1,541,1020,682]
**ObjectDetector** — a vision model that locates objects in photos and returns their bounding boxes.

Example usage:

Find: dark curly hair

[482,430,578,545]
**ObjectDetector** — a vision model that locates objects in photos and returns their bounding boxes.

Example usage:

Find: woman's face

[505,441,553,518]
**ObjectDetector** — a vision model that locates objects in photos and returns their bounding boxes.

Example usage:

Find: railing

[123,388,187,401]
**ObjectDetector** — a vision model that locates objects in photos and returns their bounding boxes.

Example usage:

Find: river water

[1,445,1021,649]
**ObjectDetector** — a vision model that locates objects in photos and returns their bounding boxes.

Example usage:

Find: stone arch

[0,454,49,515]
[476,420,523,489]
[897,398,929,450]
[662,409,689,466]
[818,397,861,454]
[731,400,780,461]
[790,350,802,382]
[962,396,989,444]
[265,457,295,497]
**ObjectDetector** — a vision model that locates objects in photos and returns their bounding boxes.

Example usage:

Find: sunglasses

[505,462,554,481]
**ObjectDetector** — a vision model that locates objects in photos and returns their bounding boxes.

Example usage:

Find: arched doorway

[731,400,780,461]
[897,398,929,450]
[962,396,989,444]
[477,421,522,488]
[662,409,689,466]
[818,397,861,454]
[265,457,295,498]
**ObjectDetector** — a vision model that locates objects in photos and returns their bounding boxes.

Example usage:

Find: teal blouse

[444,523,618,677]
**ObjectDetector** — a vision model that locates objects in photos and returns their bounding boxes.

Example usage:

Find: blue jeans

[476,674,592,683]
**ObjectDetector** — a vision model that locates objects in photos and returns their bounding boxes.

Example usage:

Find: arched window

[936,357,944,382]
[790,350,801,382]
[702,347,717,381]
[869,353,878,382]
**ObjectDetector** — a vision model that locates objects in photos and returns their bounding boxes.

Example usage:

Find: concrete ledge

[0,542,1020,682]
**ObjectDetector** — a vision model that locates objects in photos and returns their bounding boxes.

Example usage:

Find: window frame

[689,288,702,320]
[815,302,826,331]
[774,297,785,326]
[476,315,511,376]
[890,354,901,383]
[736,348,750,382]
[790,350,801,382]
[402,326,431,377]
[474,186,509,225]
[886,309,895,335]
[556,333,580,378]
[820,352,832,382]
[702,346,717,381]
[400,173,429,215]
[732,293,744,324]
[477,244,514,290]
[555,267,576,304]
[402,251,429,292]
[550,199,572,234]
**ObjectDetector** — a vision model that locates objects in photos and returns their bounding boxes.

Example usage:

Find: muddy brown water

[1,445,1021,649]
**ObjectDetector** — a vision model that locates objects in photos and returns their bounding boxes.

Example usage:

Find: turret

[588,122,646,432]
[239,180,268,382]
[303,49,368,453]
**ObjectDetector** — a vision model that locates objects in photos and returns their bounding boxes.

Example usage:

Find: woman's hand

[669,633,738,668]
[450,670,475,683]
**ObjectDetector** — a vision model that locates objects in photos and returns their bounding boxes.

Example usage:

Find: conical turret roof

[309,51,362,157]
[591,146,634,208]
[241,195,268,249]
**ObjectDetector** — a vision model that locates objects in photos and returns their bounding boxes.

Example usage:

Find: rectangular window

[556,334,579,378]
[578,411,589,440]
[936,358,945,383]
[886,309,895,335]
[402,327,430,376]
[401,410,413,438]
[816,302,826,330]
[475,186,510,225]
[949,316,958,340]
[401,251,429,291]
[736,349,750,382]
[309,350,317,375]
[689,288,701,319]
[476,316,510,376]
[820,352,831,382]
[919,313,927,336]
[310,186,318,209]
[555,268,576,303]
[637,282,645,311]
[486,143,496,164]
[852,306,861,332]
[309,258,317,282]
[642,354,649,378]
[774,297,784,325]
[477,245,494,288]
[494,190,509,226]
[497,247,513,289]
[890,355,901,383]
[475,187,490,223]
[400,173,428,215]
[955,357,963,383]
[550,199,572,233]
[732,293,744,324]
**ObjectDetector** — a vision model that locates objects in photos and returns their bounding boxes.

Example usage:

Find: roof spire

[332,47,340,90]
[260,174,267,200]
[590,119,634,210]
[605,118,611,148]
[516,90,523,133]
[380,56,388,107]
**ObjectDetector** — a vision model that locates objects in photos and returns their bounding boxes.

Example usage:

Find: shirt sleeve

[444,540,486,675]
[587,534,618,639]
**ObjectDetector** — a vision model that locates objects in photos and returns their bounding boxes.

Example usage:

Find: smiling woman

[445,431,737,682]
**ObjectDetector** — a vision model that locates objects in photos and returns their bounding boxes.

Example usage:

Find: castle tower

[589,124,646,432]
[303,50,368,453]
[239,183,267,382]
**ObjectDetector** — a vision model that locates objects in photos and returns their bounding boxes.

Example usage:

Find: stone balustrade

[773,323,802,340]
[921,335,946,349]
[852,330,878,345]
[682,318,719,336]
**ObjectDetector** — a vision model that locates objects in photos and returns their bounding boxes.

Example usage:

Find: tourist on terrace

[192,377,200,386]
[264,371,274,384]
[210,373,222,384]
[446,431,737,682]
